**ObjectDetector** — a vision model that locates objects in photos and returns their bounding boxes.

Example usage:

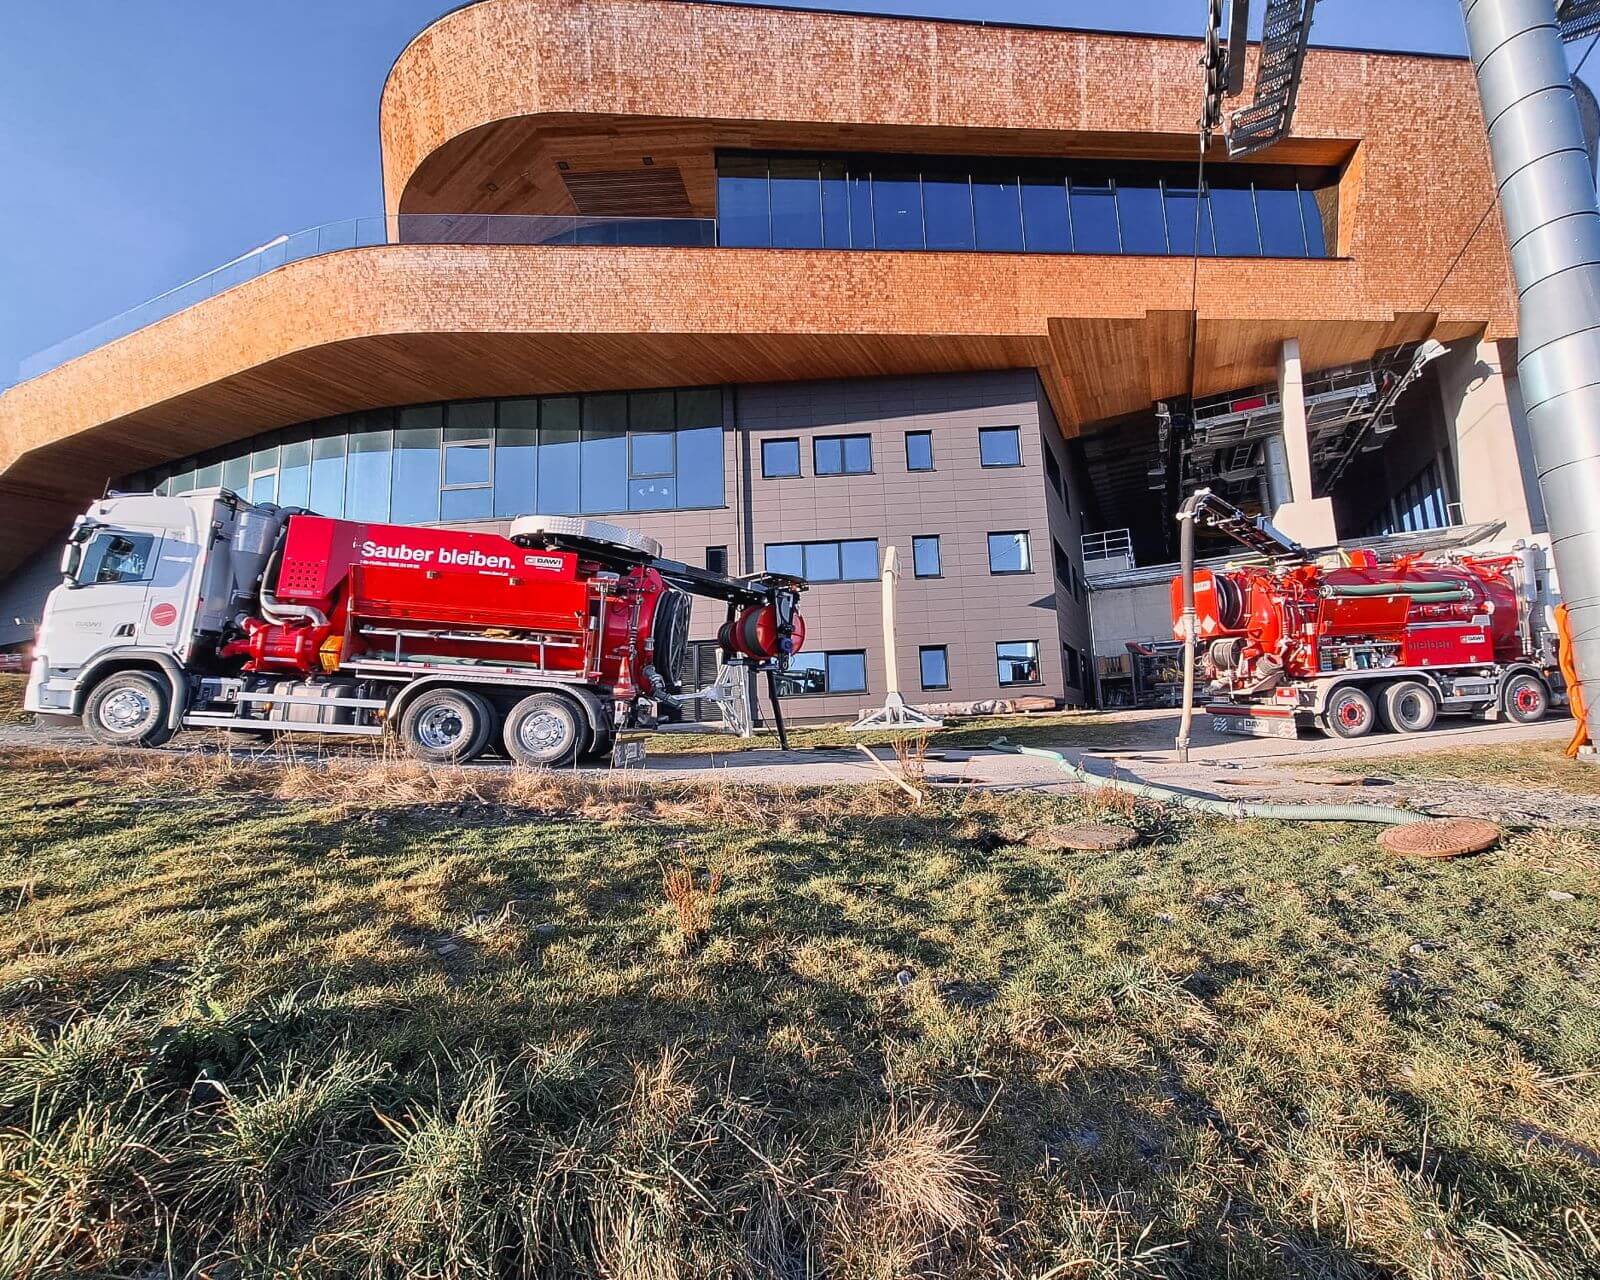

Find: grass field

[0,674,26,726]
[1335,739,1600,798]
[642,709,1138,756]
[2,745,1599,1277]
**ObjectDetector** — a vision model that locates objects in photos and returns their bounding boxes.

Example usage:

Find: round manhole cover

[1290,769,1376,787]
[1378,817,1501,859]
[1027,823,1138,852]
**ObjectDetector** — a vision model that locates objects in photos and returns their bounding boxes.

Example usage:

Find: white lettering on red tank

[359,539,434,563]
[438,548,513,570]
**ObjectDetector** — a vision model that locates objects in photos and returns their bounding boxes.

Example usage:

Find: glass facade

[141,389,726,522]
[718,152,1334,258]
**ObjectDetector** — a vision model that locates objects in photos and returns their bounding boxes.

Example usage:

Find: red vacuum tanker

[1170,492,1563,738]
[26,490,805,765]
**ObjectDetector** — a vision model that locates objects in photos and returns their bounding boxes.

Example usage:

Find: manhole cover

[1291,769,1378,787]
[1214,775,1281,787]
[1378,817,1501,859]
[1027,822,1138,851]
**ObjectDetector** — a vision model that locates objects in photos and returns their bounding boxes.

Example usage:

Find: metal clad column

[1463,0,1600,744]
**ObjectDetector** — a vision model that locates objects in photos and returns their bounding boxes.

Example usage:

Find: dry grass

[2,740,1599,1277]
[0,674,28,725]
[1333,738,1600,797]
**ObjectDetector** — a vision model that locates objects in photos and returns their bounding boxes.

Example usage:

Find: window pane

[629,474,677,511]
[194,461,222,490]
[1116,180,1168,254]
[1021,175,1070,252]
[972,175,1024,251]
[170,469,196,494]
[841,539,879,580]
[1166,186,1216,255]
[718,155,769,247]
[1256,186,1307,257]
[814,437,843,475]
[580,393,628,513]
[393,423,442,523]
[1210,183,1260,255]
[769,157,823,248]
[629,389,675,479]
[278,437,311,509]
[872,169,924,249]
[847,172,874,247]
[997,640,1040,686]
[345,428,392,522]
[828,651,867,693]
[821,161,851,247]
[762,438,801,478]
[249,473,276,504]
[912,535,941,577]
[1069,178,1120,252]
[987,530,1031,573]
[776,653,826,696]
[440,486,494,521]
[919,646,948,689]
[979,426,1021,467]
[676,425,725,508]
[905,431,933,471]
[1300,188,1329,256]
[222,454,249,494]
[677,387,721,430]
[803,541,842,581]
[537,397,581,515]
[446,400,494,439]
[922,170,974,250]
[765,543,804,576]
[309,432,346,517]
[842,435,872,473]
[250,442,280,474]
[495,399,538,519]
[443,441,491,487]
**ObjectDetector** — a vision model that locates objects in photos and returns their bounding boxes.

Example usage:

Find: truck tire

[1379,680,1438,734]
[398,688,495,764]
[83,671,176,749]
[1323,685,1376,739]
[1502,673,1549,724]
[503,692,588,768]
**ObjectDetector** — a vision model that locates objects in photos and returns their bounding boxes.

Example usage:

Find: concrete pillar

[1435,338,1546,541]
[1270,338,1338,546]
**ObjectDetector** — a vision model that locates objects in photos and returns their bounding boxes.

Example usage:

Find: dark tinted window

[1069,179,1120,252]
[922,169,974,250]
[770,156,823,248]
[1301,189,1329,255]
[1021,175,1071,251]
[1166,187,1216,256]
[1256,186,1307,257]
[1044,447,1063,497]
[717,155,769,246]
[1210,184,1261,256]
[996,640,1041,686]
[706,545,729,574]
[872,169,924,249]
[1117,180,1168,254]
[972,175,1024,251]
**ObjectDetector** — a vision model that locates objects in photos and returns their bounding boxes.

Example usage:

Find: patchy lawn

[1334,738,1600,798]
[644,709,1139,756]
[2,746,1598,1277]
[0,674,26,726]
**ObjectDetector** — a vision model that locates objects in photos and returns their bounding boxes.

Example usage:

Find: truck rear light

[318,636,344,672]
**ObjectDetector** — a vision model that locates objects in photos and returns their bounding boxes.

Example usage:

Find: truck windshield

[77,531,156,586]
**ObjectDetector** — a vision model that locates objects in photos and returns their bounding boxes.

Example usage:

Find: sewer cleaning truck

[25,490,805,765]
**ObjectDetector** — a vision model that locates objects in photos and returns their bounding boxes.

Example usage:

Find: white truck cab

[26,490,286,737]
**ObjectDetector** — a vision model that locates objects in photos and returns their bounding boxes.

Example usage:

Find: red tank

[221,515,697,697]
[1173,550,1527,682]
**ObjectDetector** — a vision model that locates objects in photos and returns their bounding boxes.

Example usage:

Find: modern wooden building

[0,0,1545,712]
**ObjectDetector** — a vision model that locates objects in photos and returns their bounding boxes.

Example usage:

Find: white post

[1270,338,1338,546]
[849,544,943,731]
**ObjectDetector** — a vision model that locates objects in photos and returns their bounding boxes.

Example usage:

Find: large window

[143,389,727,523]
[996,640,1041,687]
[777,650,869,696]
[814,434,872,476]
[765,538,879,582]
[718,152,1334,259]
[987,530,1032,574]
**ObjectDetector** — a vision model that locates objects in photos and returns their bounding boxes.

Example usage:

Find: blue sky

[0,1,1580,385]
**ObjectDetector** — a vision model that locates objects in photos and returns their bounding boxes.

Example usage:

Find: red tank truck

[1169,491,1563,739]
[25,491,805,765]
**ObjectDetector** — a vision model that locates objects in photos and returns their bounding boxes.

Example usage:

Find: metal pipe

[1175,492,1203,761]
[1462,0,1600,748]
[992,740,1430,825]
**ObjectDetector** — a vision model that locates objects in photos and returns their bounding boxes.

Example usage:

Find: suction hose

[991,739,1429,825]
[1175,494,1200,763]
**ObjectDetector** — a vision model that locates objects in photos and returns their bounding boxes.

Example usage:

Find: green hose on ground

[990,739,1429,825]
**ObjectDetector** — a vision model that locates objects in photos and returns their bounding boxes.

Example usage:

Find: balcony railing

[12,213,717,386]
[1082,528,1135,577]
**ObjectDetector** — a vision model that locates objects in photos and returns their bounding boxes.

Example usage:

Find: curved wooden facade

[0,0,1518,575]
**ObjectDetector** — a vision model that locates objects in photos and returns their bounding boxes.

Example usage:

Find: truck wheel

[1379,681,1437,734]
[1503,673,1549,724]
[399,688,495,764]
[503,692,588,768]
[83,671,176,749]
[1324,686,1376,739]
